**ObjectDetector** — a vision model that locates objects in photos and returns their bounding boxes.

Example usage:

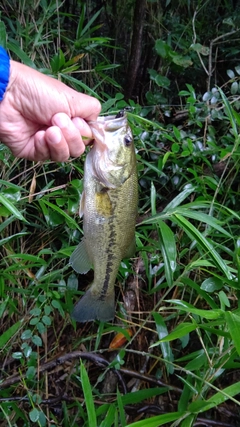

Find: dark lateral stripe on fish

[99,206,117,301]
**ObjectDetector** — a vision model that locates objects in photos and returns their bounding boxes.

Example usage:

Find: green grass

[1,2,240,426]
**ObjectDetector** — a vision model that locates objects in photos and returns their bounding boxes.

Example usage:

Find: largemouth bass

[69,112,138,322]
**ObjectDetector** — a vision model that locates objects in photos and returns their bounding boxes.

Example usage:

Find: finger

[68,93,102,121]
[52,113,86,158]
[45,126,70,161]
[72,117,93,145]
[34,130,51,161]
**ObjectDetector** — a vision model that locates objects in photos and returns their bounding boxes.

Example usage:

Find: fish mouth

[89,113,128,136]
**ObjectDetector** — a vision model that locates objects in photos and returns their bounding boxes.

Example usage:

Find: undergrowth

[1,1,240,426]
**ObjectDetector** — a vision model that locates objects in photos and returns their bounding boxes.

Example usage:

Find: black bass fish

[69,112,138,322]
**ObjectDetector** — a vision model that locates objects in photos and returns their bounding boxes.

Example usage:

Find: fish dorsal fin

[69,239,92,274]
[123,236,136,259]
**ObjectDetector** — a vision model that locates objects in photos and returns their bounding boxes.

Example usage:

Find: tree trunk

[124,0,146,100]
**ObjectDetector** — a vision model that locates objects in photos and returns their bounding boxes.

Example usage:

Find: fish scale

[69,113,138,322]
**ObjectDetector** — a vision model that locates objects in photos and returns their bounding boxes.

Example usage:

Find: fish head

[89,114,136,188]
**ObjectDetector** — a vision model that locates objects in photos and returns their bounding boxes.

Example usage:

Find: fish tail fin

[71,289,115,323]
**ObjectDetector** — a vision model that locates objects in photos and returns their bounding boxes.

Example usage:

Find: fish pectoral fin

[69,239,92,274]
[123,236,136,259]
[71,288,115,322]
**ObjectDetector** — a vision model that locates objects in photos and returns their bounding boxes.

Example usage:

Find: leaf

[224,311,240,355]
[39,199,80,229]
[0,21,7,47]
[227,69,235,79]
[155,39,170,58]
[164,299,223,319]
[80,362,97,427]
[126,412,184,427]
[0,320,23,349]
[188,381,240,413]
[200,277,223,293]
[29,408,40,423]
[117,388,126,427]
[158,220,177,272]
[7,41,36,67]
[218,87,238,138]
[0,194,27,222]
[121,388,169,406]
[153,313,174,374]
[190,43,209,55]
[175,208,232,239]
[231,81,239,95]
[163,185,196,212]
[173,214,232,280]
[32,335,43,347]
[151,321,197,344]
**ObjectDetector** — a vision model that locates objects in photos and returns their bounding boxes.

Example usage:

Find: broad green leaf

[32,335,42,347]
[7,41,36,67]
[153,313,174,374]
[180,414,196,427]
[155,39,170,58]
[117,388,126,427]
[0,194,27,222]
[0,320,23,349]
[121,388,169,406]
[181,277,219,309]
[227,69,235,79]
[126,412,184,427]
[224,311,240,355]
[184,351,207,371]
[163,185,195,212]
[188,381,240,413]
[0,232,29,247]
[175,208,232,238]
[80,362,97,427]
[99,404,116,427]
[151,321,197,344]
[0,21,7,47]
[173,214,232,279]
[164,299,223,319]
[158,232,173,286]
[201,277,223,293]
[29,408,40,423]
[158,220,176,272]
[39,199,80,229]
[218,87,238,138]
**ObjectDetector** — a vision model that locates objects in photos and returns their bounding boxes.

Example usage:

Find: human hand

[0,60,101,161]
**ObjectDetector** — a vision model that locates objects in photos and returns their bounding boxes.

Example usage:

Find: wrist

[0,47,10,101]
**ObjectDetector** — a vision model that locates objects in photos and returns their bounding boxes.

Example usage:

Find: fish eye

[124,135,132,147]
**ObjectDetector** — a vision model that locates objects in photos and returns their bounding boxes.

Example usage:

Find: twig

[0,350,181,393]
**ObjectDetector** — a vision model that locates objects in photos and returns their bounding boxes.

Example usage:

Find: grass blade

[126,412,184,427]
[80,361,97,427]
[0,194,27,222]
[173,214,232,279]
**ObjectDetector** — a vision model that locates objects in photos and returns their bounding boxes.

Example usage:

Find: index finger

[67,91,102,121]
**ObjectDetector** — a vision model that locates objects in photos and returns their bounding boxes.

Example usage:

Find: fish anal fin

[71,288,115,322]
[69,239,92,274]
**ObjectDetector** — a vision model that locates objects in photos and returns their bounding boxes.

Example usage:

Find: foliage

[1,1,240,426]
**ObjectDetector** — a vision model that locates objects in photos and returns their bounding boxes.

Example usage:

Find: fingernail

[52,113,71,129]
